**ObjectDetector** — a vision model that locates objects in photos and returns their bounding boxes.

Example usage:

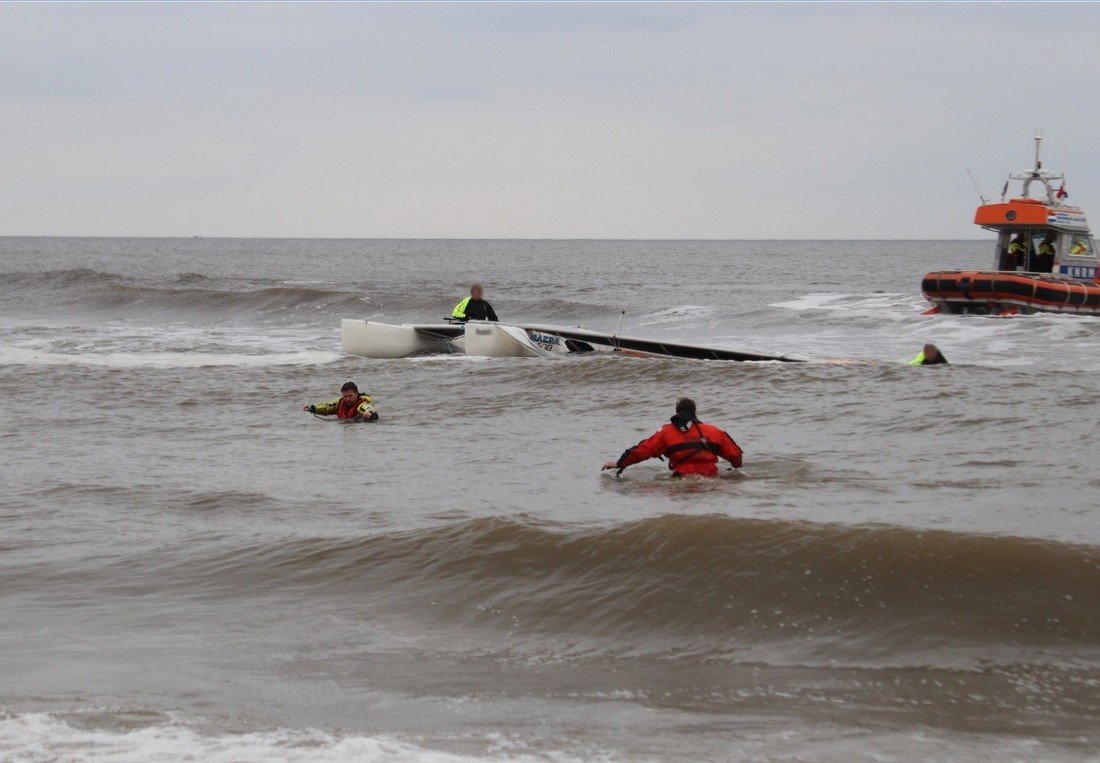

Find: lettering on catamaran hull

[527,331,562,352]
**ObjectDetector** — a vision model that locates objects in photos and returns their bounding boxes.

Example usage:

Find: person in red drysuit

[303,381,379,421]
[601,398,742,477]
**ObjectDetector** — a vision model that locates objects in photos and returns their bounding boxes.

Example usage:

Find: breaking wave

[52,514,1100,669]
[0,268,372,319]
[0,711,550,763]
[0,346,341,369]
[0,269,625,326]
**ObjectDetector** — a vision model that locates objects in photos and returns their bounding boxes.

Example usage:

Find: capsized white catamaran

[340,319,803,362]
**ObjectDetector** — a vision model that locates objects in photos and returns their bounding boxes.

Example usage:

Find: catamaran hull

[340,320,463,359]
[461,322,619,358]
[922,271,1100,315]
[519,324,800,361]
[342,319,801,362]
[463,322,549,357]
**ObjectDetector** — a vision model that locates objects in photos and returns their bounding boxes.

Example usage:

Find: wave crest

[100,514,1100,666]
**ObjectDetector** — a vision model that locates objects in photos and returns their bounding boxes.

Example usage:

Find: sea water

[1,238,1098,761]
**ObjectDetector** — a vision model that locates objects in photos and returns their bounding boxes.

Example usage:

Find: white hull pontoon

[464,322,547,357]
[340,320,465,359]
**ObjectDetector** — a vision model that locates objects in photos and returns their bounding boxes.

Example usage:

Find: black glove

[309,405,316,413]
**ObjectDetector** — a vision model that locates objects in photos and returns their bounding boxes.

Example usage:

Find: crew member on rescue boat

[601,398,743,477]
[1037,234,1056,272]
[1008,234,1029,271]
[303,381,379,421]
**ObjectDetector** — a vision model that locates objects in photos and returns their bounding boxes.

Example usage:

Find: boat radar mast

[1002,133,1065,205]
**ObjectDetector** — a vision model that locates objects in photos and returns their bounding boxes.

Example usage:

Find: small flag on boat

[1057,182,1068,200]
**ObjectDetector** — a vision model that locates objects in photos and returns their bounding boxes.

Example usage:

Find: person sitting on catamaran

[601,398,743,478]
[303,381,379,420]
[452,283,499,322]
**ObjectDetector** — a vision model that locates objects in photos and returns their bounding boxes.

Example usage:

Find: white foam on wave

[402,353,494,364]
[631,305,716,328]
[762,292,1100,369]
[770,292,925,317]
[0,712,580,763]
[770,293,845,312]
[0,346,341,369]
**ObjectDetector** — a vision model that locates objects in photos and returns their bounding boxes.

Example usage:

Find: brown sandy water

[1,238,1098,760]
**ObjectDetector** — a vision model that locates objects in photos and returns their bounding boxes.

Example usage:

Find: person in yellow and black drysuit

[303,381,379,420]
[908,343,948,366]
[1036,234,1056,273]
[1007,234,1029,270]
[451,283,499,322]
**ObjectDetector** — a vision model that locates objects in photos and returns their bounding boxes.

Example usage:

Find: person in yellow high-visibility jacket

[303,381,378,420]
[451,283,499,322]
[1007,235,1029,270]
[908,344,948,366]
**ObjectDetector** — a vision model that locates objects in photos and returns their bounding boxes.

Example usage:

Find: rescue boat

[922,136,1100,315]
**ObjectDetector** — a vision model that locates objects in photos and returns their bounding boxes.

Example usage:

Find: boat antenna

[966,169,988,206]
[1033,130,1043,172]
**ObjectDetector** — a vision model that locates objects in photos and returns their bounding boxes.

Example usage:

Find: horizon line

[0,235,991,242]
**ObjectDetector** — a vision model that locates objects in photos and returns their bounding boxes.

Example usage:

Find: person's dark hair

[922,344,947,365]
[341,381,359,393]
[675,398,696,417]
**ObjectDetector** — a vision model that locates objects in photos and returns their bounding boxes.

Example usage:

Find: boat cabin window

[1067,235,1093,257]
[996,228,1064,273]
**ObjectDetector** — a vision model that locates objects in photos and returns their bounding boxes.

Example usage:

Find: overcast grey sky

[2,3,1098,238]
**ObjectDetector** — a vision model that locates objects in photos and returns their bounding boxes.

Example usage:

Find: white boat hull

[341,319,801,363]
[462,322,561,357]
[341,320,459,359]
